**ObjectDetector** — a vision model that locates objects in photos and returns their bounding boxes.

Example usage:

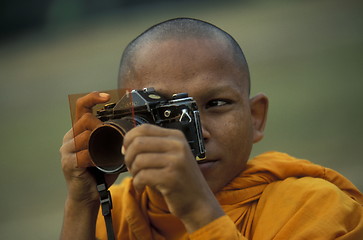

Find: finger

[72,113,102,137]
[60,129,93,163]
[60,137,76,156]
[123,124,183,149]
[132,168,170,194]
[75,92,110,121]
[76,149,94,168]
[61,151,78,173]
[127,152,166,176]
[62,128,74,144]
[74,130,91,152]
[124,135,185,169]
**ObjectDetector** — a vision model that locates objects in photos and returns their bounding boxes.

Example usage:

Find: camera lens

[88,117,149,174]
[89,119,134,173]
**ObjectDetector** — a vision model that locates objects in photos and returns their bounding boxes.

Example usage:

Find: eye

[205,99,231,109]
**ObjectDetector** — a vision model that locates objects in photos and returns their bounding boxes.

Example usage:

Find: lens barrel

[88,119,134,174]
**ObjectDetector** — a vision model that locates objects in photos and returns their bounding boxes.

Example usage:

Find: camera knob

[164,110,171,118]
[104,103,116,109]
[172,93,188,99]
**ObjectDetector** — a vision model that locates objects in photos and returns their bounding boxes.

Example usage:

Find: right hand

[60,91,118,206]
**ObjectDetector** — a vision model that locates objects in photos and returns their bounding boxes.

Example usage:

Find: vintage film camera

[88,87,206,174]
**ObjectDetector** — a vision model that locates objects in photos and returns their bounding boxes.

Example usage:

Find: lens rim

[89,120,133,174]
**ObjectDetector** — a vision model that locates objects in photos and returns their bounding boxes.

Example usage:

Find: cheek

[223,122,250,148]
[219,114,253,158]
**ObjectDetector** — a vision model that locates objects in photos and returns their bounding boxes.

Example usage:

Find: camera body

[88,87,206,174]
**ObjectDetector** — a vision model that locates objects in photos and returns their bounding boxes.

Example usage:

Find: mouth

[197,159,218,169]
[197,159,218,173]
[197,159,217,164]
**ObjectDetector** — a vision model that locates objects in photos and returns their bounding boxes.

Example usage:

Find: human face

[122,38,254,193]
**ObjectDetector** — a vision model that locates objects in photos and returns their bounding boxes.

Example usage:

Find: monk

[59,18,363,239]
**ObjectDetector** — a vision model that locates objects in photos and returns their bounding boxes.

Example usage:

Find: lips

[197,158,218,170]
[197,159,217,164]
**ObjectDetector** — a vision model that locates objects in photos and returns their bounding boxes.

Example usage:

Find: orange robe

[95,152,363,239]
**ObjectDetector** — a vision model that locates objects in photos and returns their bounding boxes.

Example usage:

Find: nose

[202,126,211,144]
[199,114,211,143]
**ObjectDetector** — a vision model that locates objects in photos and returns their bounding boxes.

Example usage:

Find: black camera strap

[89,168,115,240]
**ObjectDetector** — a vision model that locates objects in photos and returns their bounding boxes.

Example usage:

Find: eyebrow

[200,84,244,100]
[152,81,245,101]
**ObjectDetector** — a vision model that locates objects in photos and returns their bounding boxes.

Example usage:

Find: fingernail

[99,92,110,98]
[121,145,125,155]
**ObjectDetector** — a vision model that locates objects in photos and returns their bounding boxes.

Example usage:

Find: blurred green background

[0,0,362,239]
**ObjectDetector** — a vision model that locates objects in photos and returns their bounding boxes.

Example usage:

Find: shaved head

[118,18,250,94]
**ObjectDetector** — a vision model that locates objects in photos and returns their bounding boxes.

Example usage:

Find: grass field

[0,0,362,239]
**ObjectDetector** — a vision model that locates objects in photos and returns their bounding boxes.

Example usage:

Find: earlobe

[250,93,269,143]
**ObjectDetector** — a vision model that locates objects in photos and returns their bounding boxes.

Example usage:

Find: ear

[250,93,269,143]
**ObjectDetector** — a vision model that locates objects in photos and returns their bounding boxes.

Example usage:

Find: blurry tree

[0,0,53,39]
[1,0,217,41]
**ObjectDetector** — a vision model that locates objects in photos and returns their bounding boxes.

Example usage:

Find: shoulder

[260,176,360,214]
[265,176,342,198]
[253,177,363,239]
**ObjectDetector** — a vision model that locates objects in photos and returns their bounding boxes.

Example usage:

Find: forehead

[123,38,248,97]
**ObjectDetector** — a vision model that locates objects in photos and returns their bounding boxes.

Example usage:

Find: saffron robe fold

[95,151,363,239]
